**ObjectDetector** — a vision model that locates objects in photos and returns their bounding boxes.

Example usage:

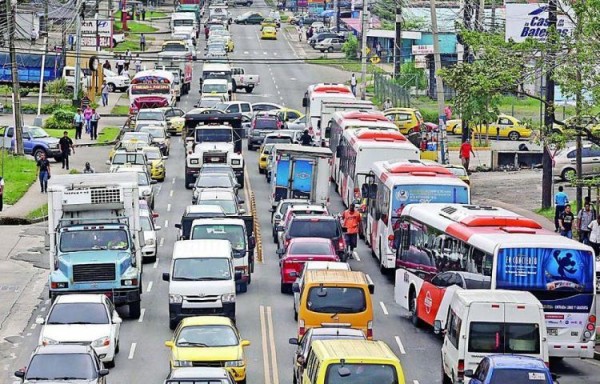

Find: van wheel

[441,363,452,384]
[129,301,141,319]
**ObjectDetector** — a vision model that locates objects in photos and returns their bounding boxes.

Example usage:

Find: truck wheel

[238,282,248,293]
[107,83,116,92]
[129,301,141,319]
[280,282,290,294]
[33,148,47,162]
[245,87,253,93]
[65,86,74,94]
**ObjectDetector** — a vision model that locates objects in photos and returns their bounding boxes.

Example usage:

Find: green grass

[98,127,121,144]
[46,129,74,138]
[111,105,130,116]
[114,21,158,34]
[26,203,48,220]
[281,15,289,22]
[0,151,38,205]
[112,39,142,52]
[534,207,555,221]
[306,58,386,75]
[115,10,167,19]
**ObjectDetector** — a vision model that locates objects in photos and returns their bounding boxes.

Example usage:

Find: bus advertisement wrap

[392,184,470,215]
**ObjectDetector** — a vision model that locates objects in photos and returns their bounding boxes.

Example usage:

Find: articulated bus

[337,129,419,208]
[363,161,470,271]
[129,70,176,114]
[329,111,399,187]
[394,203,597,359]
[302,83,355,145]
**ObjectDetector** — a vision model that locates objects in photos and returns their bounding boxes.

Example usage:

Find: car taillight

[367,321,373,339]
[589,314,596,324]
[338,237,345,251]
[298,320,305,336]
[285,238,290,248]
[457,360,465,379]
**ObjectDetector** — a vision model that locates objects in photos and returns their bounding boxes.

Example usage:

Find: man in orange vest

[342,204,361,253]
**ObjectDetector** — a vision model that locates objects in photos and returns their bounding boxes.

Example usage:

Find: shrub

[419,108,439,123]
[342,35,359,60]
[44,108,76,131]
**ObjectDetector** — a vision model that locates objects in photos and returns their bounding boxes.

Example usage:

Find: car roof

[304,261,351,271]
[486,354,548,370]
[34,344,93,354]
[180,315,235,327]
[54,294,106,304]
[167,367,231,380]
[184,204,226,214]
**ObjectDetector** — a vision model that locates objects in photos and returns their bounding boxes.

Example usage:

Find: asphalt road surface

[5,1,600,383]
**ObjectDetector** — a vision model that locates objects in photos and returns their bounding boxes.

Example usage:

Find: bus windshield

[173,19,194,27]
[392,184,470,218]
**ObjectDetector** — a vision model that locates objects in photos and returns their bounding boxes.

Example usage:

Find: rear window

[307,287,366,313]
[289,219,339,238]
[463,278,491,289]
[289,241,333,255]
[325,364,397,384]
[468,322,541,354]
[265,137,292,144]
[255,118,278,129]
[489,369,550,384]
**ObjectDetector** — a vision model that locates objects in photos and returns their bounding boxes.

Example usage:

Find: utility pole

[430,0,447,164]
[96,0,100,51]
[541,0,557,209]
[393,1,402,77]
[44,0,49,35]
[7,0,24,155]
[477,0,484,31]
[35,36,48,124]
[359,0,368,100]
[461,0,473,143]
[574,9,584,215]
[333,0,338,31]
[73,13,82,105]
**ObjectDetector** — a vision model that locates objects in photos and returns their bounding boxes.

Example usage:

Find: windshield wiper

[173,277,203,281]
[52,377,88,380]
[198,277,229,281]
[178,342,208,347]
[24,377,50,380]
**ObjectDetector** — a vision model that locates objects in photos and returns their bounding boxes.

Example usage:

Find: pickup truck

[0,125,62,162]
[232,67,259,93]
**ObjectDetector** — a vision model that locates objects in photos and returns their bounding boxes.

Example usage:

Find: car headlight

[42,337,59,346]
[231,159,241,165]
[221,293,235,303]
[121,279,137,286]
[92,336,111,348]
[169,294,183,304]
[173,360,193,367]
[225,360,244,367]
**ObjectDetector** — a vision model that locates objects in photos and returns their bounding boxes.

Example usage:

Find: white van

[202,78,230,101]
[162,239,239,330]
[438,290,548,384]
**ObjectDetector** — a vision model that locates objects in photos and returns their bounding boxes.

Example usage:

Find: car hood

[171,345,242,362]
[41,324,112,344]
[24,380,98,384]
[33,136,59,145]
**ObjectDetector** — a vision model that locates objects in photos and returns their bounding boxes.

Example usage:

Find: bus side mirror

[336,145,342,158]
[433,320,442,334]
[302,96,307,107]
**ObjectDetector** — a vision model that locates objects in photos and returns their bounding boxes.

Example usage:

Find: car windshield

[468,322,541,354]
[262,144,275,154]
[27,127,50,138]
[255,118,278,129]
[141,216,153,231]
[196,128,232,142]
[288,242,332,255]
[137,111,163,121]
[324,363,397,384]
[196,175,234,188]
[307,287,366,313]
[163,43,187,51]
[145,150,161,160]
[489,369,550,384]
[203,83,228,93]
[112,153,145,165]
[60,229,129,252]
[26,353,96,380]
[197,199,237,214]
[173,257,231,280]
[199,99,220,108]
[47,303,109,325]
[289,220,339,238]
[140,128,166,138]
[176,325,238,347]
[191,224,245,250]
[137,172,150,186]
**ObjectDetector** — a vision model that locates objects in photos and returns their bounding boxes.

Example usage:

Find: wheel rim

[509,131,519,141]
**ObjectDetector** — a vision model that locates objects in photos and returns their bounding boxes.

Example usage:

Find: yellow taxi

[258,143,275,174]
[165,316,250,382]
[261,26,277,40]
[142,146,166,181]
[276,108,304,122]
[383,108,425,135]
[157,107,186,136]
[261,17,277,28]
[451,114,532,141]
[446,119,462,134]
[444,164,470,185]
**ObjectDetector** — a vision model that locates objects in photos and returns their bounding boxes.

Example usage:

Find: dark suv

[248,114,282,150]
[309,32,345,48]
[278,215,347,259]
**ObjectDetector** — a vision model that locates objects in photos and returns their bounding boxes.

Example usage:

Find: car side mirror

[249,235,256,249]
[151,180,158,184]
[302,96,307,107]
[113,315,122,324]
[164,341,175,348]
[155,225,162,231]
[292,282,300,293]
[276,249,285,257]
[433,320,443,335]
[241,339,251,347]
[269,208,275,213]
[14,370,25,378]
[98,369,109,377]
[162,272,170,281]
[238,198,245,204]
[175,223,182,229]
[239,208,246,215]
[235,271,242,280]
[35,316,45,325]
[105,160,111,165]
[289,337,299,345]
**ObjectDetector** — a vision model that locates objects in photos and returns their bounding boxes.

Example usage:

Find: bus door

[358,172,376,243]
[290,158,315,200]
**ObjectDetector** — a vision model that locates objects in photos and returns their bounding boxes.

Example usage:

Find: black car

[309,32,345,47]
[248,114,282,150]
[278,215,347,259]
[235,12,264,24]
[175,205,227,240]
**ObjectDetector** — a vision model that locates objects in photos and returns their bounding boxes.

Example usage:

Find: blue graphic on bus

[391,184,470,216]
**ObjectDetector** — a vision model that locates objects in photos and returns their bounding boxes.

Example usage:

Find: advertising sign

[392,184,470,215]
[505,3,574,42]
[80,19,113,47]
[411,45,434,55]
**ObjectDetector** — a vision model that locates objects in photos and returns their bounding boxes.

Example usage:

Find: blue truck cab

[47,173,143,319]
[465,355,557,384]
[1,126,63,162]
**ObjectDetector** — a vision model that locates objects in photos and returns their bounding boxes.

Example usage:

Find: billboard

[81,19,114,47]
[505,3,574,42]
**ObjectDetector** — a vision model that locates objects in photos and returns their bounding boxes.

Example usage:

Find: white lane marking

[156,185,162,195]
[380,301,389,315]
[164,220,169,228]
[167,203,171,212]
[146,281,153,292]
[274,84,278,89]
[169,190,174,197]
[138,308,146,323]
[353,251,360,261]
[159,237,165,247]
[171,177,175,184]
[30,323,37,330]
[128,343,137,359]
[45,299,50,305]
[40,307,46,312]
[267,306,280,384]
[290,77,296,80]
[414,381,420,384]
[263,51,267,55]
[260,306,271,384]
[394,336,406,354]
[153,258,159,269]
[26,333,31,337]
[274,52,278,56]
[244,51,249,54]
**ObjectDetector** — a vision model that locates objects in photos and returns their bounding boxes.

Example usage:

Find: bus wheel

[410,291,422,328]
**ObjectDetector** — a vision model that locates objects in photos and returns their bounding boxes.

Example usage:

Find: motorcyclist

[300,129,312,146]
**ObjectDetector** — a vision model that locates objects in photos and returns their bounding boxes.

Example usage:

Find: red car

[278,237,339,293]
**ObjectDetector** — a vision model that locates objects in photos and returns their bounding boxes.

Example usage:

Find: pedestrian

[58,131,74,170]
[73,109,83,139]
[300,129,312,146]
[554,186,569,232]
[135,55,142,73]
[83,105,93,134]
[341,204,361,255]
[101,81,110,107]
[588,216,600,256]
[383,97,393,110]
[576,202,595,244]
[0,175,4,211]
[350,73,357,96]
[140,33,146,51]
[420,136,428,151]
[116,56,125,75]
[103,60,111,71]
[90,109,100,140]
[559,204,575,239]
[36,152,51,193]
[444,105,452,121]
[135,8,141,20]
[584,196,597,217]
[459,139,476,172]
[141,7,146,21]
[297,26,302,41]
[83,162,95,174]
[375,41,382,58]
[30,28,37,44]
[204,26,209,39]
[124,49,132,71]
[305,27,310,41]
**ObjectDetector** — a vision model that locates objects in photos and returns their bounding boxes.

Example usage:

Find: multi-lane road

[5,2,600,383]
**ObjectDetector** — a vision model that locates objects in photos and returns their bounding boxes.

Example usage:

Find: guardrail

[250,192,263,263]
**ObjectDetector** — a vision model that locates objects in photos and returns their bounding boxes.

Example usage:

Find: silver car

[552,143,600,180]
[314,37,344,53]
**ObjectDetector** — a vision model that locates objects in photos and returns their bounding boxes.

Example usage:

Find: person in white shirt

[383,98,393,110]
[0,176,4,211]
[587,216,600,256]
[350,73,357,96]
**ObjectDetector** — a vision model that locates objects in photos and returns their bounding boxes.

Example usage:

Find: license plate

[211,157,221,162]
[547,328,558,336]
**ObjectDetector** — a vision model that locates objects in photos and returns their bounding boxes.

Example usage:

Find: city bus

[302,83,355,145]
[363,161,470,272]
[337,129,419,208]
[329,111,399,187]
[129,70,176,114]
[393,203,597,359]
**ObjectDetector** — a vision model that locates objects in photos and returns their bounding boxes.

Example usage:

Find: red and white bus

[329,110,398,187]
[302,83,355,145]
[363,161,470,271]
[129,70,177,114]
[393,203,597,359]
[337,129,419,208]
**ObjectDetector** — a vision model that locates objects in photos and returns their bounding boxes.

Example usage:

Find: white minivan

[438,290,549,384]
[163,239,239,330]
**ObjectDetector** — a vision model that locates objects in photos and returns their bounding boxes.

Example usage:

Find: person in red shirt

[342,205,362,252]
[459,139,476,172]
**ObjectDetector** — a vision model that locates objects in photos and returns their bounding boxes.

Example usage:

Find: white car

[103,69,130,92]
[36,294,122,368]
[140,208,161,263]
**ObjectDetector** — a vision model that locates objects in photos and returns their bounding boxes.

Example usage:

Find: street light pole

[359,0,368,100]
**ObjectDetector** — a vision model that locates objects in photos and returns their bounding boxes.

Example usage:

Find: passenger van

[296,270,374,339]
[438,290,548,384]
[302,339,405,384]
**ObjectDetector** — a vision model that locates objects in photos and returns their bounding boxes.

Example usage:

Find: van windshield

[173,258,231,280]
[489,369,550,384]
[191,225,246,251]
[325,363,397,384]
[307,287,366,313]
[468,322,540,354]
